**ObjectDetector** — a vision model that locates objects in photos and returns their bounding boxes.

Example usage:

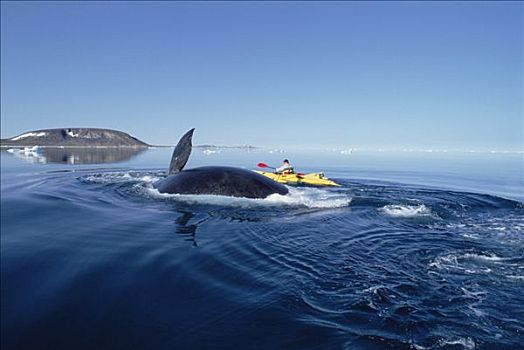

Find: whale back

[169,128,194,174]
[155,166,289,199]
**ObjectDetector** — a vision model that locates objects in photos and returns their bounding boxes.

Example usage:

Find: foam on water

[143,185,351,209]
[428,251,521,277]
[82,171,163,184]
[444,215,524,242]
[380,204,433,217]
[413,337,476,350]
[438,337,476,350]
[265,187,352,208]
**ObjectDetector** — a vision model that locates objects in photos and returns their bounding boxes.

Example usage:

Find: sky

[1,1,522,150]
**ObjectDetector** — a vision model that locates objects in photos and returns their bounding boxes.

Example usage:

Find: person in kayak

[276,159,295,174]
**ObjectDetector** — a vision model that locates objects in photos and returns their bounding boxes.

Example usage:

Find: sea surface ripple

[1,165,523,350]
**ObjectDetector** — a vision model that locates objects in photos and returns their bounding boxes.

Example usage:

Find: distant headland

[1,128,150,148]
[0,128,258,149]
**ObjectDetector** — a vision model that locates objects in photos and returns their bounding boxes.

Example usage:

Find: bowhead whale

[153,129,289,199]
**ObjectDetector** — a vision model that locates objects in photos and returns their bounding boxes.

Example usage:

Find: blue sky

[1,2,522,150]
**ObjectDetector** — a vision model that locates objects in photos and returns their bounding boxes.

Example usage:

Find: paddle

[257,162,275,170]
[257,162,305,178]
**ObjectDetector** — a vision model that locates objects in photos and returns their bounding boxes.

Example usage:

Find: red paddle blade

[257,162,269,168]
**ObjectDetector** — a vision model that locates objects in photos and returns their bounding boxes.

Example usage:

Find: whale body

[153,129,288,199]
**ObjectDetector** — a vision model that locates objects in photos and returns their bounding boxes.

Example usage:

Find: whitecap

[380,204,432,218]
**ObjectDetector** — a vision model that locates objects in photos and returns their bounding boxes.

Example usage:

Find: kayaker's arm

[275,165,287,173]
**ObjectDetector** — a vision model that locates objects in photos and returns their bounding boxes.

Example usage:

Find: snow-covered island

[0,128,150,148]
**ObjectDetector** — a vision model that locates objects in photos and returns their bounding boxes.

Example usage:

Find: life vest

[281,167,295,175]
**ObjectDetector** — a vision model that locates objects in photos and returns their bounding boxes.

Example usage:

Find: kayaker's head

[276,159,294,175]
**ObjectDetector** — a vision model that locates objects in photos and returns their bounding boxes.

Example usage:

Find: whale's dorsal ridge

[169,128,194,174]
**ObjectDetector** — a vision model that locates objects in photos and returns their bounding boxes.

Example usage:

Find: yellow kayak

[255,171,341,187]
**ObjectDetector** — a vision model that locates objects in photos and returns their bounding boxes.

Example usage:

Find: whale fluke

[169,128,194,174]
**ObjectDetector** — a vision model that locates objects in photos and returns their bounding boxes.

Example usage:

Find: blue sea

[1,147,523,350]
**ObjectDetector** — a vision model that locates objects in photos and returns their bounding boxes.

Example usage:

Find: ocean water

[1,147,523,350]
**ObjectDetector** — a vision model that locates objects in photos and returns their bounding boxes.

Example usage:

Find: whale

[153,129,289,199]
